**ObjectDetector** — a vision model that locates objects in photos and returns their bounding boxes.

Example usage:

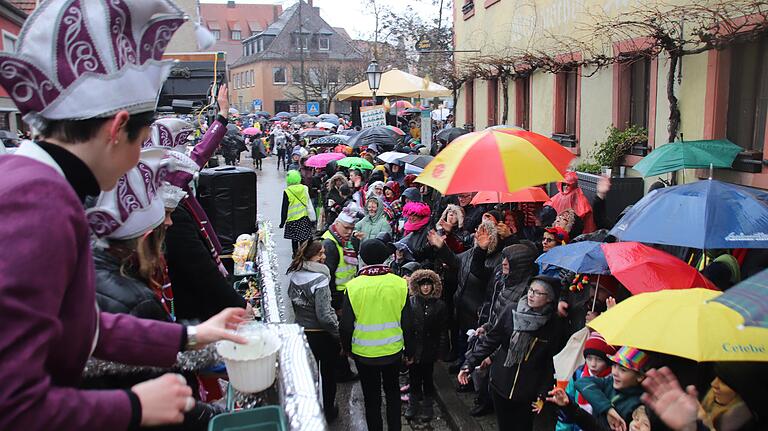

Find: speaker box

[197,166,258,255]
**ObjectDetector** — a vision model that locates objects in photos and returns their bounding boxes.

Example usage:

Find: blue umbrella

[535,241,610,275]
[610,179,768,249]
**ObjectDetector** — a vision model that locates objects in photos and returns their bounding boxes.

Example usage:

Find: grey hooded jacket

[288,261,339,338]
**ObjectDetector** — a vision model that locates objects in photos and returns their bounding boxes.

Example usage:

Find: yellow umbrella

[588,288,768,362]
[336,69,451,100]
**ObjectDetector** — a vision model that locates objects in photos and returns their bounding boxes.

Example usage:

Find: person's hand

[546,388,570,407]
[457,368,471,385]
[195,308,249,347]
[427,229,446,249]
[353,231,365,240]
[597,176,612,199]
[475,226,491,250]
[607,408,627,431]
[438,219,453,233]
[132,374,194,426]
[586,310,600,323]
[640,367,700,431]
[557,300,569,317]
[216,84,229,118]
[606,297,617,310]
[629,406,651,431]
[475,326,486,337]
[479,357,492,369]
[496,222,512,239]
[531,397,545,414]
[404,356,415,366]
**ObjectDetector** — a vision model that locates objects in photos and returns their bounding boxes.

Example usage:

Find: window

[273,67,286,84]
[465,80,474,127]
[231,30,241,41]
[309,68,320,85]
[292,67,303,84]
[2,31,17,53]
[553,66,580,149]
[292,34,308,50]
[328,67,339,84]
[727,36,768,152]
[563,70,578,135]
[629,58,651,130]
[258,39,263,52]
[319,36,330,51]
[210,29,220,40]
[487,78,498,127]
[515,76,530,130]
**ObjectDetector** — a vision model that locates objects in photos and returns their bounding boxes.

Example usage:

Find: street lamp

[321,88,329,114]
[366,59,382,101]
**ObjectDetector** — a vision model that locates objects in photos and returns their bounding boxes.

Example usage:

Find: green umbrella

[336,156,374,170]
[633,139,742,177]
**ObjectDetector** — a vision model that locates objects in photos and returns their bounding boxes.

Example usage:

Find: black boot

[419,396,434,422]
[404,394,421,420]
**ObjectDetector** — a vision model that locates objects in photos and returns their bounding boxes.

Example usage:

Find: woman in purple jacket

[0,1,246,430]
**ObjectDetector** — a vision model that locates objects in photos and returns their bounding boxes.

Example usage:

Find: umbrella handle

[591,274,601,312]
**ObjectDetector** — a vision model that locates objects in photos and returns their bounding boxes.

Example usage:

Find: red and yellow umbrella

[415,128,575,195]
[470,187,550,205]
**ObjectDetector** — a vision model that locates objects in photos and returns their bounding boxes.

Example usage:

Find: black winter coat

[464,302,568,403]
[437,245,500,329]
[165,203,246,321]
[407,295,448,363]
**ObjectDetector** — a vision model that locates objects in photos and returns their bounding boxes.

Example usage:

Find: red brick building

[200,1,282,65]
[0,0,27,133]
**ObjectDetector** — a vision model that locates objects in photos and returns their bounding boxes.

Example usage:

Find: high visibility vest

[322,230,357,290]
[346,273,408,358]
[285,184,309,222]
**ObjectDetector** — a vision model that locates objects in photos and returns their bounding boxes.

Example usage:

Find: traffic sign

[306,101,320,115]
[252,99,262,111]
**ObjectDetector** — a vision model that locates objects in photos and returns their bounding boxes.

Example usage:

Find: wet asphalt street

[246,153,452,431]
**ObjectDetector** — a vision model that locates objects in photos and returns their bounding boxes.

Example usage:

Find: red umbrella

[601,242,717,295]
[470,187,550,205]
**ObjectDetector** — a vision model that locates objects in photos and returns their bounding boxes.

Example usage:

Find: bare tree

[284,62,368,108]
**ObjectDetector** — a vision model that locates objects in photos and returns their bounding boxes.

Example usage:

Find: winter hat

[408,269,442,298]
[440,204,465,228]
[359,239,394,265]
[403,201,431,218]
[286,170,301,185]
[583,332,617,362]
[336,204,360,225]
[608,346,649,373]
[384,181,401,197]
[400,261,422,276]
[545,226,570,244]
[401,187,422,203]
[404,174,418,188]
[484,210,503,224]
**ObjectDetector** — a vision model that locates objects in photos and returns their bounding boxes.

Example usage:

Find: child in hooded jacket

[404,269,448,422]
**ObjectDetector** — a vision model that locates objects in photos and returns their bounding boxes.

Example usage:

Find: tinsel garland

[83,344,220,378]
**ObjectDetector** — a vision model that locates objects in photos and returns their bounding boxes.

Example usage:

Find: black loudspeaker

[197,166,258,255]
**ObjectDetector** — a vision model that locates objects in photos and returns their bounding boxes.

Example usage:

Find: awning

[336,69,451,101]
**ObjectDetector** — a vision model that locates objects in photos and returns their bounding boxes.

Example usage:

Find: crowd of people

[276,133,767,431]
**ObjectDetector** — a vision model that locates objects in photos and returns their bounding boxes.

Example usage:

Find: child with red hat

[555,332,617,431]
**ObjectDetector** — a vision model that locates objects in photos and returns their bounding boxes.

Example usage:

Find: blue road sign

[252,99,262,111]
[306,101,320,115]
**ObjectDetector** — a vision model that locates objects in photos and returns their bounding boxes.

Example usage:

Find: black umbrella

[400,154,434,169]
[299,128,331,138]
[339,129,360,136]
[347,126,401,149]
[309,134,350,147]
[436,127,469,143]
[226,123,241,136]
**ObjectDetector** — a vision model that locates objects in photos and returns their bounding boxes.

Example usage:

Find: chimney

[307,0,313,6]
[227,1,235,8]
[273,5,279,22]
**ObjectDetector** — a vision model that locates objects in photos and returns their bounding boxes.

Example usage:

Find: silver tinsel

[83,344,220,378]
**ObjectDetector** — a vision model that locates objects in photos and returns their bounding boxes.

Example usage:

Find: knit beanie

[359,239,394,265]
[401,187,422,203]
[583,332,617,362]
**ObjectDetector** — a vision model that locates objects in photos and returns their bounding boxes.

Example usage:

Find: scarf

[302,260,331,279]
[358,264,392,276]
[577,364,611,409]
[330,224,358,266]
[404,216,429,234]
[504,297,554,367]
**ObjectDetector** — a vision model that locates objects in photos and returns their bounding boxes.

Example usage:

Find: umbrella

[318,114,339,125]
[601,242,717,295]
[712,267,768,329]
[470,187,550,205]
[337,156,374,170]
[337,69,451,100]
[383,125,406,136]
[400,154,434,169]
[339,129,360,137]
[588,288,768,361]
[241,127,261,136]
[225,123,241,136]
[536,241,610,275]
[405,163,423,175]
[431,108,451,121]
[610,179,768,249]
[377,151,409,164]
[274,111,292,118]
[436,127,469,143]
[253,111,271,118]
[415,128,575,195]
[228,107,239,115]
[316,121,337,130]
[299,128,330,138]
[309,134,350,147]
[347,126,400,149]
[0,130,17,140]
[392,100,414,109]
[404,107,422,114]
[486,125,525,131]
[305,152,346,168]
[633,139,743,177]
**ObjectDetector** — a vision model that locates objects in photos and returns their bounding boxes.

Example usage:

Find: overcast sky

[201,0,442,40]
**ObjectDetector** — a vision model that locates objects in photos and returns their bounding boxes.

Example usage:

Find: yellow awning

[336,69,451,101]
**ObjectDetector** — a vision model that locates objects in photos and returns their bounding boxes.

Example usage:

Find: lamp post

[366,59,382,103]
[321,88,329,114]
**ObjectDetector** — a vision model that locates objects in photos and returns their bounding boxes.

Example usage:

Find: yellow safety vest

[321,230,357,290]
[346,273,408,358]
[285,184,309,222]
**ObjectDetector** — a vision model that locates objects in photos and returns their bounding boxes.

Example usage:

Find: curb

[432,361,487,431]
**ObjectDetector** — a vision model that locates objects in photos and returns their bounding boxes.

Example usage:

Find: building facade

[453,0,768,189]
[200,1,282,65]
[0,0,26,133]
[229,0,364,115]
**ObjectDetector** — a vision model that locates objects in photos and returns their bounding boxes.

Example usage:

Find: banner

[360,105,387,129]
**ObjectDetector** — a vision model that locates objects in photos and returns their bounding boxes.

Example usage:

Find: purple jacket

[0,154,183,430]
